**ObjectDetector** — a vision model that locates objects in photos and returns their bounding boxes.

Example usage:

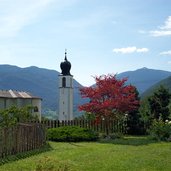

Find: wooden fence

[0,123,46,159]
[39,119,128,134]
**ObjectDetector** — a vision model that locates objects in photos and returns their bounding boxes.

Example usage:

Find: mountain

[142,76,171,98]
[117,67,171,94]
[0,65,85,117]
[1,65,171,117]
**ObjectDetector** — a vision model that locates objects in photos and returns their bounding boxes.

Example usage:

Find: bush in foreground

[47,126,98,142]
[148,120,171,141]
[99,132,123,140]
[35,156,71,171]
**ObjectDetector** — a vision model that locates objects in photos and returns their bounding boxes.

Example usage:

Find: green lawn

[0,137,171,171]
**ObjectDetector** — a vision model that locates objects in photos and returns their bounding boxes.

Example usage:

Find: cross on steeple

[65,49,67,61]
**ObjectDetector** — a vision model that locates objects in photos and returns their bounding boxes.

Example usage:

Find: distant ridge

[0,64,84,116]
[117,67,171,94]
[0,65,171,116]
[142,76,171,98]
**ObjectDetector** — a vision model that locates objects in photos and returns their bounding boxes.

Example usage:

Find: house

[0,89,42,120]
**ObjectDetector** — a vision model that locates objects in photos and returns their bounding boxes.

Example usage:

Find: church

[0,89,42,120]
[58,51,74,121]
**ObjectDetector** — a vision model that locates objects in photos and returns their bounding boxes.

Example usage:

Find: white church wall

[58,75,74,121]
[0,97,41,121]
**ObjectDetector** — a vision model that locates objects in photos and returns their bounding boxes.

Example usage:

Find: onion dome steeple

[60,49,71,75]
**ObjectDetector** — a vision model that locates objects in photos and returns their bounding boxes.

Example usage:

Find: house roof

[0,90,41,99]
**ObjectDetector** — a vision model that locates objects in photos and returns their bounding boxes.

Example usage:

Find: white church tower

[58,50,74,121]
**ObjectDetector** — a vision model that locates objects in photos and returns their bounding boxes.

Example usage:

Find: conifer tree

[148,85,171,121]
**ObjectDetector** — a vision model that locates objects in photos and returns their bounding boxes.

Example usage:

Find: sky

[0,0,171,86]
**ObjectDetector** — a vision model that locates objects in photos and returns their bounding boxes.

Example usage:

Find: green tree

[0,106,38,128]
[139,97,151,123]
[127,88,144,135]
[143,85,171,122]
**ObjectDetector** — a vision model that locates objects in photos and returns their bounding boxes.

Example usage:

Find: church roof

[0,90,41,99]
[60,50,72,76]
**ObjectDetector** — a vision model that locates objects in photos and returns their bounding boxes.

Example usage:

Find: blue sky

[0,0,171,86]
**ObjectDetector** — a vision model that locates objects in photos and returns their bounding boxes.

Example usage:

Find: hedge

[47,126,98,142]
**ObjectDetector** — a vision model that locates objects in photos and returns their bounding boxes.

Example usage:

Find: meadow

[0,136,171,171]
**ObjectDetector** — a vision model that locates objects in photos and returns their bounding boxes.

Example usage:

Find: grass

[0,136,171,171]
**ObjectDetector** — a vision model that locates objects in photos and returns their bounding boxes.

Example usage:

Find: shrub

[35,156,71,171]
[109,132,123,139]
[99,132,123,140]
[47,126,98,142]
[148,120,171,141]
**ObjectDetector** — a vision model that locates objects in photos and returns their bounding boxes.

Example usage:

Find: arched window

[62,77,66,87]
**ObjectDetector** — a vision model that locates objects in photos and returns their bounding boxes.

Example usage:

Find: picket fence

[0,119,127,159]
[39,119,128,134]
[0,123,46,159]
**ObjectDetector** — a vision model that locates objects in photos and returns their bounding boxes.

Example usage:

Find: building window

[34,106,39,112]
[62,77,66,87]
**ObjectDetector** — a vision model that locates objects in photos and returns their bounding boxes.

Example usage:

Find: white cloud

[113,46,149,54]
[0,0,56,37]
[149,16,171,37]
[160,16,171,30]
[160,50,171,56]
[150,30,171,37]
[136,48,149,53]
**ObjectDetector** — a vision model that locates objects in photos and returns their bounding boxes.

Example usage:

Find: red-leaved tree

[79,74,139,121]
